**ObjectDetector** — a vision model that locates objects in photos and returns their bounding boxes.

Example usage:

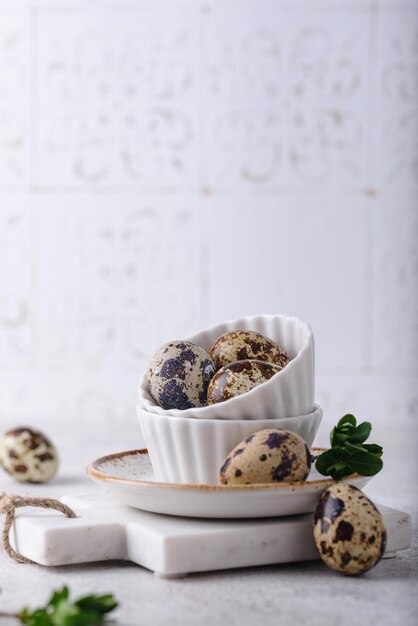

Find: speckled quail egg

[209,330,290,370]
[207,359,281,405]
[220,428,312,485]
[313,483,386,576]
[147,341,215,410]
[0,427,59,483]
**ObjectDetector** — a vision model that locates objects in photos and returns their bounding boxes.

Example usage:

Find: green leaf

[18,609,31,624]
[348,450,383,476]
[344,441,369,454]
[19,608,52,626]
[337,414,356,430]
[16,586,118,626]
[315,447,350,477]
[51,603,78,626]
[319,413,384,480]
[315,449,334,476]
[330,428,346,447]
[76,595,118,615]
[53,605,100,626]
[326,462,354,481]
[362,443,383,457]
[48,588,70,609]
[330,414,357,446]
[347,421,372,444]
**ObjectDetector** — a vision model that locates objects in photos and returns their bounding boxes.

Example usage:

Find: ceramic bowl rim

[137,403,322,426]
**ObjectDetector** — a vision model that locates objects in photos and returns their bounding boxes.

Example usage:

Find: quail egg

[207,359,281,405]
[0,427,59,483]
[220,428,312,485]
[313,483,386,576]
[147,340,215,410]
[209,330,290,370]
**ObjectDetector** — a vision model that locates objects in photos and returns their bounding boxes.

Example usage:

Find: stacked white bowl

[137,314,322,485]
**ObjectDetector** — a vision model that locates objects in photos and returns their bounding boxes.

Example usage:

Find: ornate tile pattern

[378,10,418,188]
[200,196,370,370]
[0,1,416,425]
[372,196,418,370]
[37,197,200,365]
[315,372,418,448]
[0,196,200,422]
[0,203,35,364]
[0,9,32,184]
[202,0,369,189]
[36,3,199,187]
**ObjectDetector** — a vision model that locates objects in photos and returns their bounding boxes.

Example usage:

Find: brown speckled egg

[313,483,386,576]
[147,341,215,410]
[207,359,281,405]
[220,428,311,485]
[209,330,290,370]
[0,427,59,483]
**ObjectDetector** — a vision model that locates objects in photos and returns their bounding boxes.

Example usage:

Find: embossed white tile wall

[0,195,200,424]
[202,0,369,190]
[0,1,417,432]
[200,196,370,370]
[315,370,418,501]
[0,202,35,364]
[36,3,199,188]
[377,7,418,189]
[315,372,418,445]
[0,8,32,185]
[372,195,418,371]
[0,369,140,426]
[36,195,201,365]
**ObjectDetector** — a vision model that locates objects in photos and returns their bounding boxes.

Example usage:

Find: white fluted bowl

[138,314,315,420]
[137,404,322,485]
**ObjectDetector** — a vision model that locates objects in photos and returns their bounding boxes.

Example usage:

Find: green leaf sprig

[1,586,118,626]
[315,414,383,480]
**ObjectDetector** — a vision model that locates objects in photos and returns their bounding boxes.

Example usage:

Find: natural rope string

[0,491,76,564]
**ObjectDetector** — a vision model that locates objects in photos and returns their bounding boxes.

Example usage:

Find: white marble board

[10,495,411,578]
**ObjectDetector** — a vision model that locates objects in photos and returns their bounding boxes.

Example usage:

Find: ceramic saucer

[86,449,373,519]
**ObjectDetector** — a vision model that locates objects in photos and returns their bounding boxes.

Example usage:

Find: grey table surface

[0,424,417,626]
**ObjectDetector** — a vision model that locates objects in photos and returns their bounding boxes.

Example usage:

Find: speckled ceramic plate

[86,449,373,519]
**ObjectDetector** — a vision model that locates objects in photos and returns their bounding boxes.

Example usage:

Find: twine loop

[0,492,14,515]
[0,491,76,564]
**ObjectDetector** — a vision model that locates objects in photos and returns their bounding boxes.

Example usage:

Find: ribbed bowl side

[137,404,322,485]
[138,314,315,420]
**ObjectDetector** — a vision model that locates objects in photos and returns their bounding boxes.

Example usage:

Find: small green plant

[315,414,383,480]
[0,586,118,626]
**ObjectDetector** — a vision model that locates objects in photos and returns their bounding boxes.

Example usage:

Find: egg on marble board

[0,427,59,483]
[147,340,215,410]
[220,428,312,485]
[207,359,281,405]
[313,483,387,576]
[209,330,290,370]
